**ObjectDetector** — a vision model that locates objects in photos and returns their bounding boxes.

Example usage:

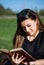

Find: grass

[0,18,17,50]
[0,17,44,50]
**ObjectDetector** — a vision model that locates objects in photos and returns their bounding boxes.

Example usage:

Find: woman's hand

[11,53,25,65]
[29,59,44,65]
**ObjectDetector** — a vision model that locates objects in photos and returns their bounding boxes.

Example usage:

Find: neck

[27,30,39,41]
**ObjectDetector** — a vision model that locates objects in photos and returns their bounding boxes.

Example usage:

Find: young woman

[12,9,44,65]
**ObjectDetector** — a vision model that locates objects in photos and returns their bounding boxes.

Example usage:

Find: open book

[0,48,36,63]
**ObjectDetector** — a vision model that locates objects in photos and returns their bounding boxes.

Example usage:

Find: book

[0,48,36,63]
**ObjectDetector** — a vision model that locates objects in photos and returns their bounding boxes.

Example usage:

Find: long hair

[13,9,44,48]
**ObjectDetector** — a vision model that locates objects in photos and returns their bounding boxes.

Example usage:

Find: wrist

[11,61,19,65]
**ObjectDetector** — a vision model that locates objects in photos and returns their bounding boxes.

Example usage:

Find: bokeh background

[0,0,44,50]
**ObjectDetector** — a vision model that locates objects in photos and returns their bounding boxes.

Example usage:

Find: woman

[12,9,44,65]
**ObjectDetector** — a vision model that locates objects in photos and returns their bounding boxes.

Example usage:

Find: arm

[29,59,44,65]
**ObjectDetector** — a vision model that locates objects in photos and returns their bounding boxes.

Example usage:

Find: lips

[26,32,30,35]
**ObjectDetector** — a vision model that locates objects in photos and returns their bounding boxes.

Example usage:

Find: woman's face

[21,18,38,36]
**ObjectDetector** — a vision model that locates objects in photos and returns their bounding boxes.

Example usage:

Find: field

[0,17,17,50]
[0,17,44,50]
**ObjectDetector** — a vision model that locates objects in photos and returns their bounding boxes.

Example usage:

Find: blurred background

[0,0,44,50]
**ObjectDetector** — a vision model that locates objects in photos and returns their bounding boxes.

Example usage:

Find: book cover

[0,48,36,63]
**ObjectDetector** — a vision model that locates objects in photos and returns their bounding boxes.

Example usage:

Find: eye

[27,24,31,27]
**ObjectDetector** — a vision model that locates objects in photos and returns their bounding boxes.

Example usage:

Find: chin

[29,33,34,36]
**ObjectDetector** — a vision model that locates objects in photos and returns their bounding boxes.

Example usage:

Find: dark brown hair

[13,9,44,48]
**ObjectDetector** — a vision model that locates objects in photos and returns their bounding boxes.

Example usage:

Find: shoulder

[40,30,44,36]
[40,31,44,40]
[39,31,44,41]
[42,31,44,36]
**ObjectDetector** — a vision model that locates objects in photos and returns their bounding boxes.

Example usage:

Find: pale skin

[11,53,25,65]
[12,18,44,65]
[21,18,39,41]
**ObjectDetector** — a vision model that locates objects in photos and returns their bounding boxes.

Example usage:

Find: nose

[26,26,29,32]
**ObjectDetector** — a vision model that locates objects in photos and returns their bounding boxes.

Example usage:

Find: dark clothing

[5,60,12,65]
[5,31,44,65]
[22,31,44,59]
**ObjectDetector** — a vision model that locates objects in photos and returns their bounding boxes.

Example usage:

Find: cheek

[32,24,37,32]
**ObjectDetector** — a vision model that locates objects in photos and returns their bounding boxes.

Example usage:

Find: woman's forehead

[21,19,35,26]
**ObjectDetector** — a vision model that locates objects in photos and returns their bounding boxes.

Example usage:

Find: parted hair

[13,9,44,48]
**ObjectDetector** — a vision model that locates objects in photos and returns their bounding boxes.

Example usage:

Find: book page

[0,49,9,54]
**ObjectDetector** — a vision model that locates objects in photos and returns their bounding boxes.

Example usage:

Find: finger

[19,55,25,60]
[18,56,25,62]
[16,53,19,59]
[12,53,15,61]
[29,61,35,65]
[20,57,25,61]
[19,55,23,59]
[23,62,28,65]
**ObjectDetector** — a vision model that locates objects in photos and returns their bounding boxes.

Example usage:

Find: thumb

[29,61,35,65]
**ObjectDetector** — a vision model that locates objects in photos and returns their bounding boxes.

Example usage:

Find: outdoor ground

[0,17,17,50]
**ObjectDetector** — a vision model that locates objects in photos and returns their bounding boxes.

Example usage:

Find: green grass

[0,18,17,50]
[40,17,44,23]
[0,17,44,50]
